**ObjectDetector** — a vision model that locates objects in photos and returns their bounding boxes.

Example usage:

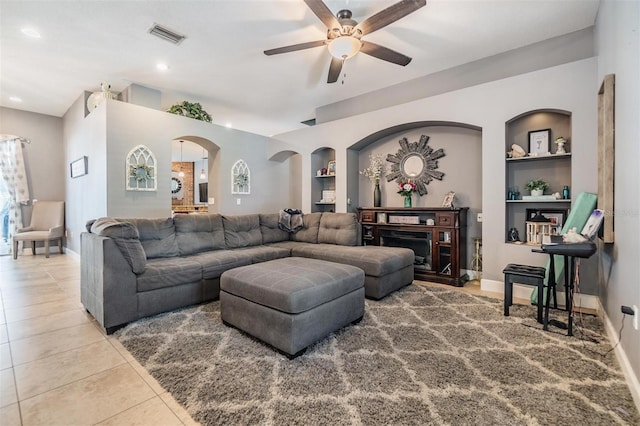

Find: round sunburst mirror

[385,135,445,196]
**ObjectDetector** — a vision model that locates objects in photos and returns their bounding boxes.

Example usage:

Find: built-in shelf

[311,148,336,213]
[505,109,572,243]
[506,153,572,162]
[506,199,571,203]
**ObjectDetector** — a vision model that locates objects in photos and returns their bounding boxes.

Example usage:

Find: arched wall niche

[348,121,482,151]
[270,149,303,209]
[172,135,221,213]
[346,121,483,261]
[506,108,571,125]
[310,146,336,213]
[504,109,572,244]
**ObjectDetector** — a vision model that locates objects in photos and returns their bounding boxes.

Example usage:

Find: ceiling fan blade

[327,57,342,83]
[355,0,426,35]
[360,41,412,66]
[304,0,341,29]
[264,40,326,56]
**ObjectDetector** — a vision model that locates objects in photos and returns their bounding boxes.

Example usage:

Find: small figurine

[508,227,520,242]
[509,144,526,158]
[563,227,588,243]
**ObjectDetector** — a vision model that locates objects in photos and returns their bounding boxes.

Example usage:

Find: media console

[357,207,468,286]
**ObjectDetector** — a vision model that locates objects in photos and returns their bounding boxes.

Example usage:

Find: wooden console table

[357,207,468,286]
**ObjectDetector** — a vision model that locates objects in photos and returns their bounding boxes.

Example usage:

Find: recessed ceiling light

[21,27,41,38]
[225,123,233,128]
[9,96,22,102]
[156,63,169,71]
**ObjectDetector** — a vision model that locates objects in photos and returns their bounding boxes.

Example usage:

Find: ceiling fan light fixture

[327,36,361,60]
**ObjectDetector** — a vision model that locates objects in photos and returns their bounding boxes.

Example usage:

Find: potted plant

[167,101,212,123]
[397,179,417,207]
[526,179,549,197]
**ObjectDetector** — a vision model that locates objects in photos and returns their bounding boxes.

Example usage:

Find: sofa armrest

[81,232,138,333]
[17,226,33,233]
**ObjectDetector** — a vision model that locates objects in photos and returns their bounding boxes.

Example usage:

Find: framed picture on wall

[327,160,336,175]
[442,191,455,208]
[528,129,551,156]
[70,156,88,178]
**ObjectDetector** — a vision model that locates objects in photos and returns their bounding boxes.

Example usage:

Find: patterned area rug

[116,284,639,425]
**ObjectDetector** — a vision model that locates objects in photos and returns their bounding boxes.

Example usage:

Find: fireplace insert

[379,229,432,271]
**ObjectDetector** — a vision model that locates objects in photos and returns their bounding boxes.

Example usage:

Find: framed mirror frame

[385,135,445,196]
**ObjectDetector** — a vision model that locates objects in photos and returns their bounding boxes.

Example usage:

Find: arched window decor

[126,145,157,191]
[231,159,250,194]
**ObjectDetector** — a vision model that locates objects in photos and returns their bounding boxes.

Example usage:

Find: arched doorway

[171,136,220,214]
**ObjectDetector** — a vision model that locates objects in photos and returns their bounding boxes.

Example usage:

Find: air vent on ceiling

[149,23,186,45]
[301,118,316,126]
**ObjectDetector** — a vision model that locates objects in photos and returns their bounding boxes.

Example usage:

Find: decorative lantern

[526,212,552,245]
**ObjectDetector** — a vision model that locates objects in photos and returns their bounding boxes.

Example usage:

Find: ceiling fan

[264,0,427,83]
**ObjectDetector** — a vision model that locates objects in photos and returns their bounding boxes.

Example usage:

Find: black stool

[503,264,556,327]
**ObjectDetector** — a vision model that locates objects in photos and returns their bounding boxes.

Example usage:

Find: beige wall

[0,107,64,205]
[595,0,640,399]
[274,58,598,288]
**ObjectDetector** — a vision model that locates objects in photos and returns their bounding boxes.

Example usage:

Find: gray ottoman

[220,257,365,357]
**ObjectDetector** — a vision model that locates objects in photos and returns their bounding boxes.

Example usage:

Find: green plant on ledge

[525,179,549,191]
[166,101,212,123]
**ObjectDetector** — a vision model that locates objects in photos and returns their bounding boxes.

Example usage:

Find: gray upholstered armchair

[13,201,65,259]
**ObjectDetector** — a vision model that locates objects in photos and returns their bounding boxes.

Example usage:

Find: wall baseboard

[16,247,80,260]
[480,278,600,310]
[600,299,640,412]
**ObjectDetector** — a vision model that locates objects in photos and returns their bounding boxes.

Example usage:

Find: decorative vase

[531,189,544,197]
[373,182,381,207]
[404,195,412,208]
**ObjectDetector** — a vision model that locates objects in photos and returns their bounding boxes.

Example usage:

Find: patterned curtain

[0,137,30,253]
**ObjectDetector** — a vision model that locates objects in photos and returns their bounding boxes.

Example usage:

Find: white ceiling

[1,0,599,137]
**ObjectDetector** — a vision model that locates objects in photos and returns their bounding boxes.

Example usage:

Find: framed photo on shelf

[526,208,568,235]
[377,212,387,224]
[327,160,336,175]
[528,129,551,156]
[70,156,88,178]
[441,191,455,208]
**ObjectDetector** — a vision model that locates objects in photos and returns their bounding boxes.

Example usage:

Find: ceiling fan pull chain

[341,58,347,84]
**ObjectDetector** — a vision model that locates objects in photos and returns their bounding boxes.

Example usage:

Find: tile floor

[0,251,520,425]
[0,253,196,426]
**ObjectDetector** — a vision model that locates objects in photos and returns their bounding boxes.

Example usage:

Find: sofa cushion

[90,217,146,274]
[136,257,202,292]
[291,244,414,277]
[187,250,252,280]
[118,218,179,259]
[317,213,359,246]
[223,214,262,248]
[259,213,289,243]
[290,212,322,243]
[173,214,226,255]
[231,246,291,264]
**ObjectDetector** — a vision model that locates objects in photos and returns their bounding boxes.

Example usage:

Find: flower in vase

[397,179,417,197]
[360,154,386,184]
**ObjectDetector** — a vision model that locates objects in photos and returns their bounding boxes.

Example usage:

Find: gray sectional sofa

[81,212,414,334]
